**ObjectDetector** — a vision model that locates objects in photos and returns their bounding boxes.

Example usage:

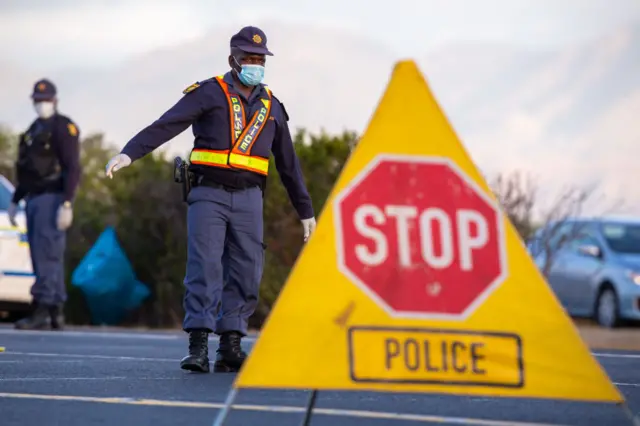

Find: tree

[528,183,619,278]
[488,170,538,241]
[0,126,18,182]
[64,132,188,327]
[489,170,624,278]
[59,127,358,328]
[2,121,627,329]
[253,128,357,327]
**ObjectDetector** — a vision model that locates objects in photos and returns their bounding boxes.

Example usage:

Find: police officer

[8,78,81,331]
[105,26,316,373]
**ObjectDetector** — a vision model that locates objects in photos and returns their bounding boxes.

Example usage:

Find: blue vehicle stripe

[1,270,35,277]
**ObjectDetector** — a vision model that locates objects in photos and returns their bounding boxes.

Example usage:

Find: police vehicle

[0,173,33,318]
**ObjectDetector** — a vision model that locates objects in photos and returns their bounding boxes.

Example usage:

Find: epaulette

[182,82,201,94]
[182,77,215,95]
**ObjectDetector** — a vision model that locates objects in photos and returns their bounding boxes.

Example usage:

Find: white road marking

[0,360,86,364]
[0,328,633,353]
[0,377,181,382]
[0,328,180,340]
[0,392,569,426]
[3,352,640,388]
[3,351,175,362]
[0,327,257,342]
[614,382,640,387]
[592,352,640,359]
[3,349,640,363]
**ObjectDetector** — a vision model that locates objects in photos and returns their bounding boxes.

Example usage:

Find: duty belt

[190,76,272,176]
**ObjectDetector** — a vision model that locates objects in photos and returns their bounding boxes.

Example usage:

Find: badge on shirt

[183,82,200,94]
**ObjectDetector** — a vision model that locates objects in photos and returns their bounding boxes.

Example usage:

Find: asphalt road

[0,327,638,426]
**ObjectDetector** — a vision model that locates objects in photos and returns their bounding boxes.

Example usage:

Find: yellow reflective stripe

[229,153,269,173]
[190,150,228,166]
[189,150,269,174]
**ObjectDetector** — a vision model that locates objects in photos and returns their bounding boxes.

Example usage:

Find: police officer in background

[8,79,81,330]
[105,26,316,373]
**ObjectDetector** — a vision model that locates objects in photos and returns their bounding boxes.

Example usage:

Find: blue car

[527,216,640,328]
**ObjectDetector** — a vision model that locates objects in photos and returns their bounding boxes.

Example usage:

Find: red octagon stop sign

[334,155,507,319]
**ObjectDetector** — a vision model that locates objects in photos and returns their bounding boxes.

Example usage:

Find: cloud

[0,1,207,68]
[2,0,639,71]
[0,12,638,215]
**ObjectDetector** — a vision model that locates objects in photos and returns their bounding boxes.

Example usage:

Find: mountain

[0,21,638,212]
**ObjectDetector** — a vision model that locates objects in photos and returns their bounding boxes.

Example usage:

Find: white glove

[105,153,132,179]
[301,217,316,242]
[7,202,18,228]
[56,202,73,231]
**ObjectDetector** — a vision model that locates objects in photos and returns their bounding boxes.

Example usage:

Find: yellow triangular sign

[235,60,623,403]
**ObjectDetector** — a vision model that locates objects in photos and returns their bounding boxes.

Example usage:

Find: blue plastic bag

[71,226,150,325]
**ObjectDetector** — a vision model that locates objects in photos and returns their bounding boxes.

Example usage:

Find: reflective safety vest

[190,75,272,176]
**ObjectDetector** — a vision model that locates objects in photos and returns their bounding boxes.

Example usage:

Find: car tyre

[595,287,621,328]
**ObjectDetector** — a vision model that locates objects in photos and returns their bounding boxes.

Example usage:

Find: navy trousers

[25,192,67,306]
[182,185,265,336]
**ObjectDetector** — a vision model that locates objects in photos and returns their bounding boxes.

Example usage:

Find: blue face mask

[237,64,265,86]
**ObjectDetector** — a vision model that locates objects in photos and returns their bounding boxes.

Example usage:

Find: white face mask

[34,101,55,119]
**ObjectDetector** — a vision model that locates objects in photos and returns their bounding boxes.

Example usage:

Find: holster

[173,157,193,203]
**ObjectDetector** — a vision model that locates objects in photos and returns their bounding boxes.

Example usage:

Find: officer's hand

[7,203,18,228]
[56,202,73,231]
[301,217,316,242]
[105,153,132,179]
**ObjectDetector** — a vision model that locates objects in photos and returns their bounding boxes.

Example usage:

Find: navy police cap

[230,26,273,56]
[31,79,57,100]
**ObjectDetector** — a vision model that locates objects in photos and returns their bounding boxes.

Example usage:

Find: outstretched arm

[121,82,212,163]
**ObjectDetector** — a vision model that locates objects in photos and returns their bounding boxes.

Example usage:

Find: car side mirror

[577,244,601,258]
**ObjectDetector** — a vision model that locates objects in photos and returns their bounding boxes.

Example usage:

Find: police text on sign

[348,326,524,388]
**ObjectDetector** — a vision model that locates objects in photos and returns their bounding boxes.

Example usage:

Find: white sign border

[333,153,509,321]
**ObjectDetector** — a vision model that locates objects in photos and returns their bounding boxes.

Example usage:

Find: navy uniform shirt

[12,114,81,204]
[120,71,314,220]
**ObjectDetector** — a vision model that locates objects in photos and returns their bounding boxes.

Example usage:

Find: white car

[0,174,34,318]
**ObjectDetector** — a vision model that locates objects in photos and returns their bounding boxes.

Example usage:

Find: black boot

[213,331,247,373]
[180,329,210,373]
[14,302,52,330]
[49,304,65,330]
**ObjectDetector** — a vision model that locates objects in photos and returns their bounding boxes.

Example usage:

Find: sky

[0,0,639,216]
[1,0,639,71]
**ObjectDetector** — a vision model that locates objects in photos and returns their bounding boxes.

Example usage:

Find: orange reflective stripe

[215,76,245,142]
[231,97,271,155]
[214,75,272,156]
[190,76,273,176]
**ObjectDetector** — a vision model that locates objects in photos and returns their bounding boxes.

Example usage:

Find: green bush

[0,126,357,328]
[1,124,540,329]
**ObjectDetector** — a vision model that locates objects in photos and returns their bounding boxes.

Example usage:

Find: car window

[526,236,541,256]
[536,222,575,252]
[568,233,600,252]
[601,222,640,254]
[565,223,599,248]
[0,176,12,212]
[533,221,600,255]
